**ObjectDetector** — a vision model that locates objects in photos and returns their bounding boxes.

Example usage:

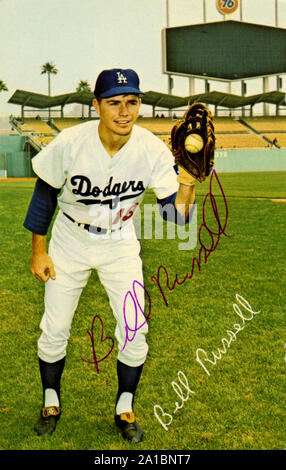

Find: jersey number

[112,203,139,224]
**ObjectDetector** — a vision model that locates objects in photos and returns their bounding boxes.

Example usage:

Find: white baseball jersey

[32,120,179,231]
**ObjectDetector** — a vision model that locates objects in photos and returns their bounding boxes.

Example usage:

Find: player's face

[93,94,141,138]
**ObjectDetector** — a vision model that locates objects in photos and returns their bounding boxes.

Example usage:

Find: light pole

[166,0,173,116]
[203,0,206,22]
[275,0,281,115]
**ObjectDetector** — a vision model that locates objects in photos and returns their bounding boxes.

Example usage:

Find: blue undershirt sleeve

[157,191,196,226]
[23,178,61,235]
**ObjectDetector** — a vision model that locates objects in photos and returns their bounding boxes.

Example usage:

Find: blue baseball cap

[94,68,144,98]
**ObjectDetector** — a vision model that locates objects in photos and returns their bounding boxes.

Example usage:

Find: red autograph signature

[151,169,232,307]
[81,170,232,371]
[81,314,114,374]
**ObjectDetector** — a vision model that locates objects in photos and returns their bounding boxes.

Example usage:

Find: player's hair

[94,93,141,104]
[94,95,103,103]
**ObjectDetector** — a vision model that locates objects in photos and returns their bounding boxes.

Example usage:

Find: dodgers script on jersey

[32,120,179,231]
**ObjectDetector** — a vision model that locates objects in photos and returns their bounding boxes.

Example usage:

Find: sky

[1,0,286,117]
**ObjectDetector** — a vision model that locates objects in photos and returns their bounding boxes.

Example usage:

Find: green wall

[1,136,286,177]
[214,149,286,172]
[0,136,35,177]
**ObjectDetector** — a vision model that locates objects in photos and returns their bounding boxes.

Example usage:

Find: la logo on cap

[117,71,128,84]
[93,68,144,98]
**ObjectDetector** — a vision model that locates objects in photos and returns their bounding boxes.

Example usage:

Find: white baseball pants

[37,210,148,367]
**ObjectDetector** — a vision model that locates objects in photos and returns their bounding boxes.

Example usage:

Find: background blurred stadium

[1,2,286,178]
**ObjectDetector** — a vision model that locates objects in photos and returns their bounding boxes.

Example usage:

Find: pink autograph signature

[120,279,152,352]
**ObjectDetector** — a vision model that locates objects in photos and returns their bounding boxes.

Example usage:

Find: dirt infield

[0,177,36,182]
[271,199,286,202]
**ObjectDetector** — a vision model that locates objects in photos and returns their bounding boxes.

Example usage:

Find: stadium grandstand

[7,87,286,155]
[2,8,286,178]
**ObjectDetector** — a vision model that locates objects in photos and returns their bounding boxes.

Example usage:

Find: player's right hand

[30,252,56,282]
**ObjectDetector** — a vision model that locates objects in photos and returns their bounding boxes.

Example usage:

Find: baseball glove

[171,102,215,183]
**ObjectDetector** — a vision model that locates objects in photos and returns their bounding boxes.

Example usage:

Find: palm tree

[41,61,58,120]
[0,81,8,118]
[0,80,8,94]
[41,61,58,96]
[76,80,92,118]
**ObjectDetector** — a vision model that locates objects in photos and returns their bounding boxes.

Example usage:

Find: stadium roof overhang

[186,90,286,109]
[8,89,189,110]
[8,88,286,117]
[8,89,94,109]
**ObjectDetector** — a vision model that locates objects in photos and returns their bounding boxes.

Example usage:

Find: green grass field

[0,171,285,451]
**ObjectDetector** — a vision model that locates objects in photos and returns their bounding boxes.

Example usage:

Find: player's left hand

[171,102,215,183]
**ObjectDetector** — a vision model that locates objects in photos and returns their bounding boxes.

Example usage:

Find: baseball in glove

[171,102,215,183]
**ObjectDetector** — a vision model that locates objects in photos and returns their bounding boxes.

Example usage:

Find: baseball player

[23,68,196,443]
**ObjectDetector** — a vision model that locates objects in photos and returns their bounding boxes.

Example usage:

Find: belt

[63,212,121,234]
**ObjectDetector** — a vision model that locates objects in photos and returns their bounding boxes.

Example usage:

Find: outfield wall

[214,149,286,172]
[0,135,35,177]
[1,135,286,177]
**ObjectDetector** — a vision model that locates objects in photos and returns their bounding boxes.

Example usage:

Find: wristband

[177,166,196,186]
